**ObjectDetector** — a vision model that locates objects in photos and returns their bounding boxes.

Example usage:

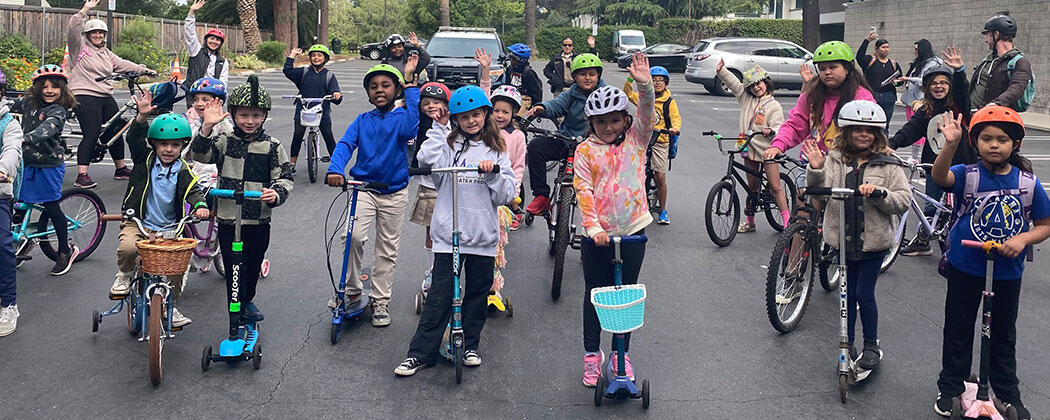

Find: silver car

[684,37,813,96]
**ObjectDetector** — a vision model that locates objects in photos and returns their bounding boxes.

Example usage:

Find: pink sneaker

[608,352,634,381]
[582,350,605,387]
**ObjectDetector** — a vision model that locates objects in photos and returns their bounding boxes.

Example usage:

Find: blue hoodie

[538,79,607,138]
[327,86,420,194]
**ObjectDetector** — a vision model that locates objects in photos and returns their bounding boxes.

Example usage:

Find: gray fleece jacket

[418,127,517,257]
[0,101,24,199]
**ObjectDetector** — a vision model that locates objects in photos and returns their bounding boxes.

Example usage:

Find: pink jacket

[68,12,150,97]
[769,87,874,153]
[574,80,656,238]
[500,128,526,193]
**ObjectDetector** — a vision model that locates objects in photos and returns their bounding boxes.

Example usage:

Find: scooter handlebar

[208,189,263,199]
[805,187,887,199]
[409,165,500,176]
[961,239,999,250]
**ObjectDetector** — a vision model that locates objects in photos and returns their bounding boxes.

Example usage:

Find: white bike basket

[590,284,647,334]
[299,106,323,127]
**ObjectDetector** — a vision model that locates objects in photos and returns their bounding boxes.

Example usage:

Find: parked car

[684,37,813,96]
[360,38,428,60]
[423,27,504,90]
[616,43,693,72]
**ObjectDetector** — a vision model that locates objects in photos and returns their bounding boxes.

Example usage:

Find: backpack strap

[662,97,672,130]
[1006,53,1023,76]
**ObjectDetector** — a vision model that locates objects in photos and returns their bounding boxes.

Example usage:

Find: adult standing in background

[543,36,596,96]
[183,0,229,88]
[857,31,903,131]
[969,13,1033,111]
[897,39,941,160]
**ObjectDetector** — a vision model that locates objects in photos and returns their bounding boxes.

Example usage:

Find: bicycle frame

[549,157,579,249]
[11,202,84,244]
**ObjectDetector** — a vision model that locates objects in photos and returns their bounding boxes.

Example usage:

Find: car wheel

[708,70,739,96]
[368,49,381,60]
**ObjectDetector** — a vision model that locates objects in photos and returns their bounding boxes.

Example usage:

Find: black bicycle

[702,131,798,247]
[63,71,154,163]
[644,129,674,212]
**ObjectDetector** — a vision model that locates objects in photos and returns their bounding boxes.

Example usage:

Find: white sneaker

[0,304,19,337]
[171,307,191,328]
[110,272,132,295]
[463,349,481,367]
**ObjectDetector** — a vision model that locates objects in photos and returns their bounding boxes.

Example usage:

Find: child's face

[205,36,222,51]
[927,75,950,100]
[368,74,398,108]
[192,93,219,115]
[590,111,628,144]
[310,52,326,67]
[848,126,878,151]
[492,101,514,129]
[748,80,767,97]
[389,44,404,57]
[420,97,448,122]
[817,62,848,89]
[573,68,600,92]
[455,108,486,135]
[233,107,266,134]
[41,79,61,104]
[653,76,668,93]
[152,138,184,165]
[975,125,1015,165]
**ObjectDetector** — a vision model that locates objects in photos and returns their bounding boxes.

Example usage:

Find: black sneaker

[394,357,427,376]
[321,156,331,163]
[933,393,953,417]
[74,173,97,188]
[900,239,932,256]
[1005,402,1031,420]
[113,166,132,180]
[857,339,881,370]
[50,245,79,276]
[241,302,264,323]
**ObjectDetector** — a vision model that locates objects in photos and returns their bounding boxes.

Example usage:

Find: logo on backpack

[1006,54,1036,112]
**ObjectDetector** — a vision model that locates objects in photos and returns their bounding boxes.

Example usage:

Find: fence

[0,4,274,62]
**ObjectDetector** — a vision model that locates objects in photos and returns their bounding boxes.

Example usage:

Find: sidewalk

[1021,110,1050,132]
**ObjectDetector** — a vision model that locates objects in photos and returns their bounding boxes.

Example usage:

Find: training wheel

[414,291,423,315]
[641,379,650,409]
[201,345,212,372]
[524,213,534,226]
[329,322,341,345]
[91,310,100,333]
[252,344,262,370]
[260,259,270,278]
[593,375,604,406]
[839,374,848,403]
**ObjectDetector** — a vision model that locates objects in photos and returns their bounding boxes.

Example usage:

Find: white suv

[684,37,812,96]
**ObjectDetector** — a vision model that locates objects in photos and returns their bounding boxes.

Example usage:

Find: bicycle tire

[763,173,797,233]
[881,214,906,273]
[307,131,318,183]
[704,180,739,247]
[819,243,840,292]
[765,221,815,333]
[148,292,164,386]
[126,282,141,335]
[213,251,225,277]
[551,185,573,300]
[39,188,107,262]
[645,169,658,211]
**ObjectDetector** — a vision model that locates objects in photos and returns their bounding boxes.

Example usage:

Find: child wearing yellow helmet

[284,45,344,170]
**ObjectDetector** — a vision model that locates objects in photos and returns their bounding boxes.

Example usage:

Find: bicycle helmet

[147,113,192,141]
[307,44,332,61]
[969,105,1024,144]
[204,28,226,44]
[812,41,855,63]
[836,100,886,128]
[489,84,523,110]
[420,82,451,103]
[507,43,531,60]
[650,66,670,83]
[983,14,1017,38]
[386,34,406,47]
[0,69,7,90]
[571,53,603,75]
[362,63,404,89]
[31,64,67,82]
[189,77,227,101]
[742,65,770,87]
[921,64,954,85]
[584,86,630,117]
[449,85,491,115]
[228,74,272,111]
[82,19,108,34]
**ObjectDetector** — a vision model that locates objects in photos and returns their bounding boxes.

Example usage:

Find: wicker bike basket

[136,238,199,276]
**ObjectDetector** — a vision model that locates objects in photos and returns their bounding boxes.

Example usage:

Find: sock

[746,214,755,224]
[781,210,791,227]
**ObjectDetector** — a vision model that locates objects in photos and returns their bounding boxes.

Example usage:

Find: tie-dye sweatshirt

[573,80,656,238]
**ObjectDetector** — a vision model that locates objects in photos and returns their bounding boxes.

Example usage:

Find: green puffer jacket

[121,120,207,221]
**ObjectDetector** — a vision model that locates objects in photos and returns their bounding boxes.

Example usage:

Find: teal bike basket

[590,284,647,334]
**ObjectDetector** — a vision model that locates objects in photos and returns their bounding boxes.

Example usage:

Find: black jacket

[11,100,67,168]
[542,47,597,92]
[499,62,543,106]
[890,68,977,165]
[121,121,207,225]
[383,45,431,79]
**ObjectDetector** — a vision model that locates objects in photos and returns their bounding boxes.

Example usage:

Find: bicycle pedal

[171,326,183,332]
[109,292,129,300]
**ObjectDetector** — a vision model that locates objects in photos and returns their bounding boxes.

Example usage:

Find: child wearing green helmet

[110,91,211,328]
[284,45,343,171]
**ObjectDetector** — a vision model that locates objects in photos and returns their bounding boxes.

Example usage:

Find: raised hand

[802,139,825,169]
[866,31,878,42]
[587,36,595,48]
[799,63,816,84]
[189,0,205,13]
[474,48,491,69]
[201,99,228,126]
[627,52,650,84]
[409,32,420,47]
[83,0,100,11]
[942,47,963,69]
[403,54,419,82]
[937,111,964,146]
[288,47,303,59]
[134,91,156,116]
[716,58,725,73]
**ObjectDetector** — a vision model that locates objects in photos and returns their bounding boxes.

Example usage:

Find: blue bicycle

[13,187,108,268]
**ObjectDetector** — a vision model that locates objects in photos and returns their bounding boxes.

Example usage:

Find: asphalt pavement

[3,59,1050,419]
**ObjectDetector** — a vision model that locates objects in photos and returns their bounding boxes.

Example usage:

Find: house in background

[0,0,54,6]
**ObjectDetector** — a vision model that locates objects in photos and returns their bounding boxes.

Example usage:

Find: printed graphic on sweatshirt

[970,194,1025,242]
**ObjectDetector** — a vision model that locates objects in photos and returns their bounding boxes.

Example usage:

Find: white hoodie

[0,100,24,200]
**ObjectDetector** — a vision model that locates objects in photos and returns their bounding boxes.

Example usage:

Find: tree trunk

[319,0,329,47]
[274,0,291,52]
[237,0,261,53]
[439,0,450,26]
[802,0,820,51]
[525,0,536,50]
[290,0,299,49]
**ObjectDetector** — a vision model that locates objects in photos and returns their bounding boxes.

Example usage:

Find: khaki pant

[116,221,185,301]
[344,189,409,306]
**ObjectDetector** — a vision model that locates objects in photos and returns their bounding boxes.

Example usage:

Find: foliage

[0,57,39,91]
[657,18,803,46]
[604,0,667,26]
[45,46,66,66]
[405,0,522,39]
[49,0,188,19]
[232,54,266,69]
[256,41,286,64]
[0,35,38,62]
[572,0,761,20]
[112,18,168,71]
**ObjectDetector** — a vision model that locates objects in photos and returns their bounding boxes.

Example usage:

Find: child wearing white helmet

[574,52,655,388]
[476,48,528,229]
[802,99,910,371]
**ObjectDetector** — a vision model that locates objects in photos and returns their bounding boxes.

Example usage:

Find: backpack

[938,164,1037,276]
[147,77,189,113]
[0,112,23,201]
[868,57,898,70]
[301,67,335,89]
[662,97,679,160]
[1005,54,1036,112]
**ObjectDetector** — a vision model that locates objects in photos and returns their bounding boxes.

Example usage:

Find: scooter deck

[603,375,641,398]
[218,323,259,359]
[332,268,373,323]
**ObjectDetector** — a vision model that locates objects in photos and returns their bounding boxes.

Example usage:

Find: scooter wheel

[1006,404,1019,420]
[593,375,604,406]
[201,345,212,372]
[949,397,962,420]
[414,291,423,315]
[454,345,464,384]
[329,323,341,345]
[91,310,100,333]
[252,344,262,370]
[641,379,650,409]
[505,295,513,318]
[838,374,848,404]
[524,213,534,226]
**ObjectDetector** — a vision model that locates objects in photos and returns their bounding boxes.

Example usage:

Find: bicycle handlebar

[341,179,388,193]
[581,235,648,245]
[208,189,264,199]
[805,187,888,199]
[119,209,198,238]
[282,95,334,102]
[409,165,501,176]
[94,71,149,82]
[521,115,578,143]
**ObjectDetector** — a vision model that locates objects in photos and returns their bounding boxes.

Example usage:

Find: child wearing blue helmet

[624,65,680,224]
[500,43,543,116]
[395,85,517,376]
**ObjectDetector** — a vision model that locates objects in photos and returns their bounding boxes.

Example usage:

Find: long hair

[834,126,891,164]
[805,60,871,132]
[918,75,955,115]
[906,39,935,77]
[27,77,77,110]
[972,122,1033,172]
[448,108,506,153]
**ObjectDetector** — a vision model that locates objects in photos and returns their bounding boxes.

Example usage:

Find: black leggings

[289,120,336,158]
[38,201,70,253]
[581,232,646,353]
[74,95,125,166]
[217,224,270,319]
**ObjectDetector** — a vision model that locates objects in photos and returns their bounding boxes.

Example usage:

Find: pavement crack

[240,310,326,420]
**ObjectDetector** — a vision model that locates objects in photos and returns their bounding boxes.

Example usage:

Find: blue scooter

[201,188,264,371]
[327,179,388,345]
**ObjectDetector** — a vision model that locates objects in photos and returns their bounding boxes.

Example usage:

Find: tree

[319,0,329,44]
[274,0,293,52]
[237,0,262,53]
[802,0,819,50]
[440,0,450,26]
[525,0,536,49]
[604,0,667,25]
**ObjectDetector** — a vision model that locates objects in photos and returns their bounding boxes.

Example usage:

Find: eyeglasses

[928,81,951,87]
[562,44,573,47]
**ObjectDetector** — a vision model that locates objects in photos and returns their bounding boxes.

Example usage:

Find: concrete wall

[844,0,1050,115]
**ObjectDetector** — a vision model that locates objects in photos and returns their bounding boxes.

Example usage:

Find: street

[2,59,1049,419]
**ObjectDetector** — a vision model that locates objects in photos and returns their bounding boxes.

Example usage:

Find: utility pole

[106,0,115,47]
[383,0,387,29]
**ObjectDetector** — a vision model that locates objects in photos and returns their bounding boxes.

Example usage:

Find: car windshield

[426,36,501,58]
[621,35,645,45]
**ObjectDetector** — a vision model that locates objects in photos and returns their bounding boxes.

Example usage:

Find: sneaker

[422,270,432,292]
[0,305,19,337]
[582,350,605,387]
[1005,403,1031,420]
[737,221,756,233]
[171,307,192,327]
[608,352,635,381]
[463,349,481,367]
[394,357,427,376]
[657,209,670,225]
[50,245,79,276]
[933,393,954,417]
[900,239,932,256]
[857,339,881,369]
[525,195,550,215]
[74,173,97,188]
[510,213,524,231]
[321,156,331,163]
[371,303,390,327]
[241,302,264,323]
[113,166,132,180]
[110,271,132,295]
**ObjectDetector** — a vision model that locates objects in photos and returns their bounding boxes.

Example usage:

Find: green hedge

[256,41,286,65]
[113,18,168,71]
[0,34,37,61]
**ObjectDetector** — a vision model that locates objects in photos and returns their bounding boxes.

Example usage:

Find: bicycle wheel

[765,222,815,333]
[819,243,840,292]
[763,173,797,232]
[645,169,658,211]
[551,186,573,301]
[880,214,906,273]
[148,292,165,386]
[704,180,739,247]
[212,242,226,277]
[40,188,107,262]
[307,131,318,184]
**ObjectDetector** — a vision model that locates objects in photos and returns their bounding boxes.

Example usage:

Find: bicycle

[644,129,674,212]
[62,71,158,163]
[886,155,953,262]
[282,95,333,183]
[12,187,108,268]
[91,210,199,387]
[702,131,799,247]
[521,116,583,301]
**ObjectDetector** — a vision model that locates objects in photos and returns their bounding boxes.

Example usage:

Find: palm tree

[237,0,262,53]
[439,0,450,26]
[319,0,329,46]
[525,0,536,49]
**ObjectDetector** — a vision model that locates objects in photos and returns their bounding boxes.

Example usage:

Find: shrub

[45,46,66,66]
[233,54,266,70]
[113,18,168,72]
[256,41,286,65]
[0,57,39,91]
[0,34,37,61]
